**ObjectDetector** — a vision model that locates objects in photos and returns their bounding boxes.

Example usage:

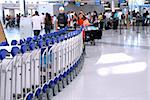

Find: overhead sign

[95,0,101,5]
[0,21,7,43]
[119,0,125,3]
[75,0,81,6]
[139,4,150,7]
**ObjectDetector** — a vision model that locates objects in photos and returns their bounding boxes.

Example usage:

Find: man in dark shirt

[57,7,68,29]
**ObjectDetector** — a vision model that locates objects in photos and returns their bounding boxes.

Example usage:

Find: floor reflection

[96,53,134,64]
[97,62,147,76]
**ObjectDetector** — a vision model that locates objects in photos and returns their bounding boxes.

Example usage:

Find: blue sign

[119,0,125,4]
[95,0,100,5]
[75,2,80,6]
[139,4,150,7]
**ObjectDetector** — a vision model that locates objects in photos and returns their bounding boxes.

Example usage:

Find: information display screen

[128,0,145,6]
[119,0,125,3]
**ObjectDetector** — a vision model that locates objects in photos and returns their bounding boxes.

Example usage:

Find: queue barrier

[0,27,85,100]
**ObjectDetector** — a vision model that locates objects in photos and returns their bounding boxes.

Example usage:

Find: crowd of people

[4,6,150,36]
[4,14,21,28]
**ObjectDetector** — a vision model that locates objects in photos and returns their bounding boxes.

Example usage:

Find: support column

[0,4,4,25]
[20,0,26,16]
[111,0,115,12]
[31,9,33,15]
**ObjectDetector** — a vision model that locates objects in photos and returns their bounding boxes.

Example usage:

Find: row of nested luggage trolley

[0,27,85,100]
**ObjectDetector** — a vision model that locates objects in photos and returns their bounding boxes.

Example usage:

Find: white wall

[36,3,55,16]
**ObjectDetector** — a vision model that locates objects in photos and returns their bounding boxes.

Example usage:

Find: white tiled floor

[4,28,46,44]
[53,27,150,100]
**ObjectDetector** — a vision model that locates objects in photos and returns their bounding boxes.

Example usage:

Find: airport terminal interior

[0,0,150,100]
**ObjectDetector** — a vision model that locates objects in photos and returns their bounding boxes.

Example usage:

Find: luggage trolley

[52,36,64,94]
[69,31,78,81]
[0,49,8,100]
[61,35,68,88]
[23,40,43,98]
[56,36,65,92]
[65,33,72,85]
[24,38,51,100]
[40,40,53,85]
[47,37,59,96]
[0,46,22,100]
[8,47,21,100]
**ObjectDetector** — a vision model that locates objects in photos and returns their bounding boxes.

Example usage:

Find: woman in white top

[31,11,42,36]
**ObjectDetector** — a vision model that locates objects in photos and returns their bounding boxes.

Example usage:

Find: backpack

[58,13,68,27]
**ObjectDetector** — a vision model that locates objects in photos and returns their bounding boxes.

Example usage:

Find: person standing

[40,13,45,29]
[98,13,103,29]
[53,15,57,31]
[136,12,141,33]
[67,11,71,27]
[145,11,149,26]
[102,12,106,30]
[127,11,131,28]
[92,11,98,27]
[31,11,42,36]
[5,15,11,28]
[16,14,20,28]
[132,10,136,30]
[57,6,68,29]
[113,11,119,31]
[86,12,91,21]
[121,13,126,28]
[44,13,52,34]
[73,12,78,30]
[78,13,83,26]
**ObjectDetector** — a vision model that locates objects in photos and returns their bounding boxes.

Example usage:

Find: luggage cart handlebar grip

[57,37,61,43]
[26,37,33,44]
[35,87,41,97]
[42,83,48,93]
[19,39,25,45]
[43,34,48,39]
[29,42,36,51]
[62,35,65,41]
[0,42,9,46]
[25,92,33,100]
[46,39,50,46]
[0,49,8,60]
[11,47,20,57]
[21,45,27,54]
[11,40,18,46]
[38,40,43,49]
[38,35,42,40]
[33,36,38,42]
[51,38,55,44]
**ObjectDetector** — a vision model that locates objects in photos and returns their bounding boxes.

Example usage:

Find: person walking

[5,15,11,28]
[31,11,42,36]
[44,13,52,34]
